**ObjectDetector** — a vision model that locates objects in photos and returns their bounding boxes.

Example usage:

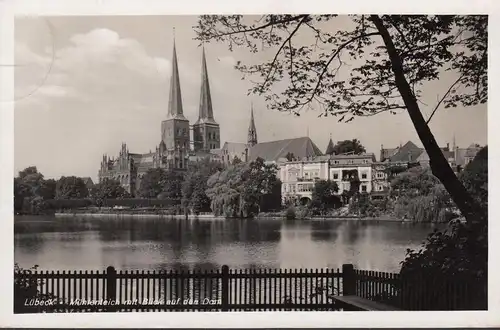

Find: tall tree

[311,179,340,213]
[332,139,366,155]
[90,178,130,205]
[182,157,223,214]
[55,176,88,199]
[195,15,487,223]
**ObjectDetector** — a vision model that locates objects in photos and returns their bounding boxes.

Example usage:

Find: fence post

[221,265,229,311]
[342,264,355,296]
[106,266,117,311]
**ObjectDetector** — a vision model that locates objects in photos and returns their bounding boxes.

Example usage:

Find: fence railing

[15,265,345,313]
[14,264,486,313]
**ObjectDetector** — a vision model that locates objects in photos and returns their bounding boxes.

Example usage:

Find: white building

[328,153,376,195]
[278,159,330,205]
[278,153,377,205]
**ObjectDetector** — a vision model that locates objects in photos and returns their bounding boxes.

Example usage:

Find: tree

[332,139,366,155]
[182,157,223,214]
[459,146,487,211]
[310,179,339,214]
[195,15,486,223]
[205,157,278,218]
[39,179,57,200]
[14,167,55,213]
[232,156,242,165]
[158,169,184,200]
[55,176,88,199]
[90,178,130,205]
[138,168,167,198]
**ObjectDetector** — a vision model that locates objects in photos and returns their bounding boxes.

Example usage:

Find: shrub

[284,206,296,220]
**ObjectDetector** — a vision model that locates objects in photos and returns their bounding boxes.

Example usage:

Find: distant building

[278,159,330,205]
[382,140,481,173]
[328,153,377,195]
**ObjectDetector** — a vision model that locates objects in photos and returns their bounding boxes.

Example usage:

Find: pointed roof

[247,103,258,145]
[248,137,323,162]
[325,137,335,155]
[167,39,187,120]
[195,47,217,125]
[388,141,423,162]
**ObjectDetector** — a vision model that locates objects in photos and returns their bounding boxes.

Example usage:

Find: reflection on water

[14,215,443,273]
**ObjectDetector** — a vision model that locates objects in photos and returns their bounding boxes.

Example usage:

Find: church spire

[247,103,258,147]
[196,46,217,125]
[325,134,335,155]
[167,35,186,120]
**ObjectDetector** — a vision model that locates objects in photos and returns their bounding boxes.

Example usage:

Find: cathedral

[98,40,324,196]
[98,41,221,195]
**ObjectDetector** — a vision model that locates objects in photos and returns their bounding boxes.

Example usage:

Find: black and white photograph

[1,1,496,327]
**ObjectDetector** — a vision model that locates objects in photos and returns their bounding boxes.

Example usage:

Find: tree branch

[261,16,309,90]
[426,74,464,124]
[305,31,381,104]
[201,15,308,39]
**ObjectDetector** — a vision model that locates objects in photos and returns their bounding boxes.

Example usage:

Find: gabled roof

[388,141,423,162]
[248,136,323,162]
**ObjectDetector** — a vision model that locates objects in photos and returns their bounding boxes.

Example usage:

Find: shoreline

[51,212,403,222]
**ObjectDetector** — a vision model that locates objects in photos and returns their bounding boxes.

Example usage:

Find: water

[14,215,443,273]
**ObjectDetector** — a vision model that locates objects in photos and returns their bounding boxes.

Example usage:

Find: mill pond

[14,215,443,273]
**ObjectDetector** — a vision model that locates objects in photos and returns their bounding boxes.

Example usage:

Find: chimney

[446,143,450,150]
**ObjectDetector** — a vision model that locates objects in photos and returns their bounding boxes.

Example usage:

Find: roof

[167,40,187,120]
[194,47,217,126]
[330,153,376,160]
[388,141,423,162]
[248,136,323,162]
[325,138,335,155]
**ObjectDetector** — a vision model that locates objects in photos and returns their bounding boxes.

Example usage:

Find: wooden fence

[15,265,345,313]
[14,264,486,313]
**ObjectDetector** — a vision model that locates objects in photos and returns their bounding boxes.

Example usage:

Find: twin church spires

[162,36,220,156]
[164,33,258,160]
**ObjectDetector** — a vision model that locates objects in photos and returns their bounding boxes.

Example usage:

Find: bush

[284,206,296,220]
[295,205,310,219]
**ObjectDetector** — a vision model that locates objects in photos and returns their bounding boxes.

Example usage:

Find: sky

[14,15,488,182]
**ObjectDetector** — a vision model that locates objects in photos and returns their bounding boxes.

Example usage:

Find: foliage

[90,178,130,206]
[232,156,242,165]
[14,167,58,214]
[137,168,184,199]
[55,176,89,199]
[194,14,486,224]
[205,157,278,218]
[331,139,366,155]
[390,166,452,223]
[400,149,488,308]
[259,179,282,212]
[182,157,223,214]
[459,146,488,211]
[45,198,93,210]
[310,180,339,214]
[284,205,296,220]
[14,263,58,313]
[295,205,311,219]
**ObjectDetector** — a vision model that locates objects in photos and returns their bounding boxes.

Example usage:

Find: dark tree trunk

[370,15,484,224]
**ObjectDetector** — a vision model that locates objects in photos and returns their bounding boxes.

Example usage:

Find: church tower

[247,103,258,147]
[160,38,190,169]
[193,47,220,152]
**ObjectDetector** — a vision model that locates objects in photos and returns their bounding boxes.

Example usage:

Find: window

[378,186,383,191]
[361,172,367,179]
[376,172,385,179]
[333,173,339,180]
[361,185,367,192]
